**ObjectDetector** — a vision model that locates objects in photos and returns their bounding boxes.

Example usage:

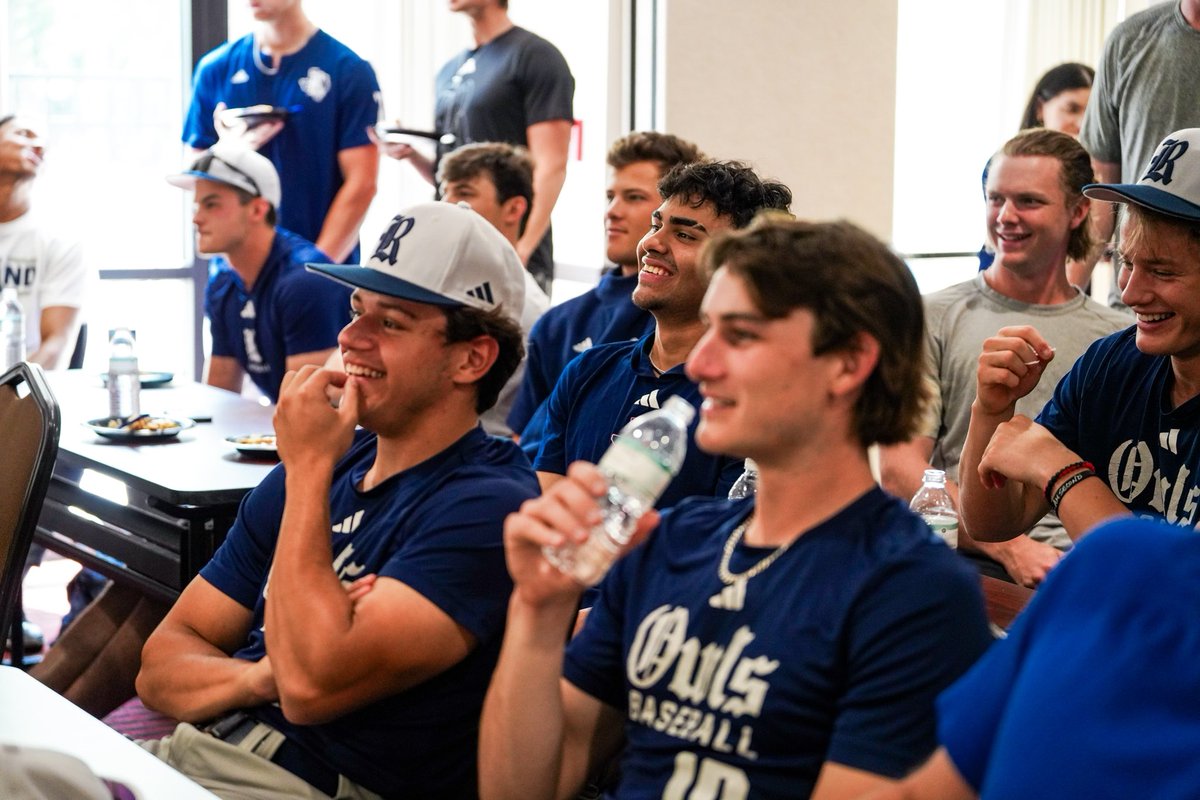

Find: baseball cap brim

[166,169,255,197]
[1083,182,1200,223]
[306,262,465,308]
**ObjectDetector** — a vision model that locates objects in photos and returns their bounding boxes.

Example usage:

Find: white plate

[85,416,195,440]
[226,433,278,457]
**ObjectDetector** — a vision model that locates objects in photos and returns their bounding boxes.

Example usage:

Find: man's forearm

[316,146,379,263]
[480,592,581,800]
[138,632,274,723]
[517,162,567,265]
[958,402,1029,541]
[263,467,354,711]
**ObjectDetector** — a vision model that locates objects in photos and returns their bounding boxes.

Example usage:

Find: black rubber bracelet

[1043,460,1092,506]
[1050,468,1096,513]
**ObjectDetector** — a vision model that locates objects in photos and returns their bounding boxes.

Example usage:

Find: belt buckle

[204,710,253,741]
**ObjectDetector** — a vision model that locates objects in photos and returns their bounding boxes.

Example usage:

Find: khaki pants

[143,721,383,800]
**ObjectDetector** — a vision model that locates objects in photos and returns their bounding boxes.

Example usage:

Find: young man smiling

[959,128,1200,545]
[523,160,791,506]
[507,132,703,437]
[137,202,539,799]
[479,218,991,800]
[168,143,350,403]
[879,129,1127,586]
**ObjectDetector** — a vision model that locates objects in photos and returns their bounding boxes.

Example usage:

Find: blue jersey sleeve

[333,55,380,152]
[182,47,225,149]
[508,315,555,435]
[199,466,286,610]
[531,353,585,475]
[826,553,992,778]
[1035,332,1117,456]
[378,472,532,642]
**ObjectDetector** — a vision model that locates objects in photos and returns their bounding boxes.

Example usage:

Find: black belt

[203,711,340,797]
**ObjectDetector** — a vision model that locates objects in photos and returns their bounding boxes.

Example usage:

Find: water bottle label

[598,437,672,501]
[923,515,959,548]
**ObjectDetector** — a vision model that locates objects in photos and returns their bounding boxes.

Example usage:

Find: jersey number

[663,752,749,800]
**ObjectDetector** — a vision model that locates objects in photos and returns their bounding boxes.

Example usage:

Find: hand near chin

[274,366,360,469]
[978,415,1077,492]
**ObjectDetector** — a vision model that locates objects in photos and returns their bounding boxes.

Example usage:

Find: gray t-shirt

[923,275,1130,548]
[1079,1,1200,304]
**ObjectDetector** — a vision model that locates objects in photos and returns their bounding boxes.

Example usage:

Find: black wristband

[1050,468,1096,513]
[1043,460,1093,506]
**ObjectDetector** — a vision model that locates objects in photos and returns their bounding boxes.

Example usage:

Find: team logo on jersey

[572,336,593,353]
[240,299,256,319]
[708,579,747,611]
[1,259,36,289]
[332,509,364,535]
[299,66,331,102]
[231,69,249,84]
[634,389,662,409]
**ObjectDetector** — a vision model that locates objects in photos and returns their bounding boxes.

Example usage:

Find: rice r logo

[1143,139,1189,185]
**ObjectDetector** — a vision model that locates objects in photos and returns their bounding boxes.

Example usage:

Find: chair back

[0,363,60,651]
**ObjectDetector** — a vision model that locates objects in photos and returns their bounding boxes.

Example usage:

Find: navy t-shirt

[184,30,380,263]
[1036,326,1200,526]
[200,427,539,797]
[204,228,348,403]
[938,517,1200,799]
[509,269,653,435]
[529,333,744,508]
[565,490,992,799]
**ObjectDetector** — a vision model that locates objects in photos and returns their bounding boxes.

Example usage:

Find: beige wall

[658,0,899,241]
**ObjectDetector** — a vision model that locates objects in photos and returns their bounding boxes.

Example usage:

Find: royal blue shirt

[204,228,349,403]
[529,332,744,508]
[509,269,653,435]
[566,491,991,799]
[938,517,1200,799]
[184,30,380,263]
[1036,326,1200,525]
[200,427,539,798]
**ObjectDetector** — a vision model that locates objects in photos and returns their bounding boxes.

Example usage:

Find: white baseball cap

[307,202,526,326]
[166,142,282,210]
[1083,128,1200,223]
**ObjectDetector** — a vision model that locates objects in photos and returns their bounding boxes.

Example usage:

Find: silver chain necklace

[717,514,795,585]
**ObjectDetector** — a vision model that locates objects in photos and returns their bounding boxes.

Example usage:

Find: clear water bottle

[727,458,759,499]
[1,288,25,371]
[911,468,958,548]
[107,327,140,419]
[543,395,695,586]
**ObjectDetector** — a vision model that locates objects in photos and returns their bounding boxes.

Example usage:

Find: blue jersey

[565,491,992,799]
[200,427,539,798]
[938,517,1200,799]
[1037,327,1200,526]
[204,228,348,403]
[183,30,380,263]
[509,269,653,435]
[529,333,744,508]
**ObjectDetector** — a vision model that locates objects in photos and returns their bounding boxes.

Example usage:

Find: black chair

[0,363,60,668]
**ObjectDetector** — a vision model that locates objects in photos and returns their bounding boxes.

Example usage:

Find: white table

[0,666,218,799]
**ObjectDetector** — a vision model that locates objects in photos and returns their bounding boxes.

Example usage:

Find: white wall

[656,0,900,242]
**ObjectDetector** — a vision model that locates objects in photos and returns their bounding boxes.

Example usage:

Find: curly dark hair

[700,216,929,447]
[657,160,792,229]
[443,304,525,413]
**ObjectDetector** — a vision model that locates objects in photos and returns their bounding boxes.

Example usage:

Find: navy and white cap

[1083,128,1200,223]
[166,142,282,209]
[307,202,526,327]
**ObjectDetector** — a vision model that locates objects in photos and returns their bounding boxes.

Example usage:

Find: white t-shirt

[0,210,86,352]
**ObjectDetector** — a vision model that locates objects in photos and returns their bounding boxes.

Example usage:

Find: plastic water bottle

[107,327,140,419]
[543,395,695,586]
[727,458,759,499]
[1,288,25,371]
[911,469,958,548]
